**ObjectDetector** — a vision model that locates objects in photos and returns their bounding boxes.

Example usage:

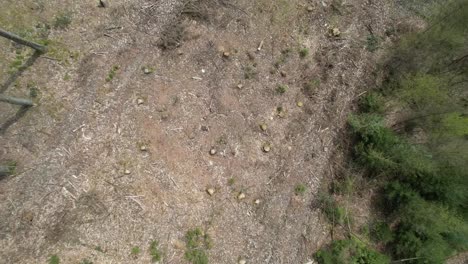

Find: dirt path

[0,0,396,263]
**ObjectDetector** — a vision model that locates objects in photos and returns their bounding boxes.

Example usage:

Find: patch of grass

[63,72,71,81]
[318,193,350,226]
[1,161,17,176]
[299,48,309,58]
[9,53,25,73]
[314,238,390,264]
[228,178,235,186]
[359,92,385,113]
[53,12,72,29]
[332,175,356,195]
[106,65,120,82]
[366,35,379,52]
[243,65,257,79]
[131,246,141,256]
[185,228,212,264]
[149,240,162,263]
[294,184,307,195]
[274,48,293,68]
[94,246,104,253]
[304,79,321,96]
[48,255,60,264]
[276,84,288,94]
[79,259,93,264]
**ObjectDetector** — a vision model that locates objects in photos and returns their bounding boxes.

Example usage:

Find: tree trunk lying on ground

[0,94,34,106]
[0,28,47,53]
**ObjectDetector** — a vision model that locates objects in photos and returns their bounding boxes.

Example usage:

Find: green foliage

[185,228,211,264]
[48,255,60,264]
[106,65,120,82]
[330,2,468,263]
[243,65,257,79]
[131,246,140,255]
[398,73,448,111]
[366,35,380,52]
[294,184,306,195]
[276,84,288,94]
[314,238,390,264]
[369,221,394,244]
[359,93,385,113]
[318,193,349,226]
[392,197,468,263]
[299,48,309,58]
[79,259,93,264]
[149,241,162,263]
[53,12,72,29]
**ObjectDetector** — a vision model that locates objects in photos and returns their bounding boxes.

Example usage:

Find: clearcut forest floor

[0,0,401,263]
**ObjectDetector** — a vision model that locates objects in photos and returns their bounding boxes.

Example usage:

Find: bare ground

[0,0,398,263]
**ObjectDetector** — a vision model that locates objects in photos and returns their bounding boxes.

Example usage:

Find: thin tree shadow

[0,105,31,134]
[0,51,40,133]
[0,51,41,94]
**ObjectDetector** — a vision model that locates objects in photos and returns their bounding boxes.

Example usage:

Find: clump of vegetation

[9,53,25,74]
[274,48,292,68]
[366,34,379,52]
[79,259,93,264]
[243,65,257,79]
[314,238,390,264]
[53,12,72,29]
[304,79,320,97]
[299,48,309,58]
[48,255,60,264]
[106,65,120,82]
[227,178,235,186]
[185,228,212,264]
[149,241,162,263]
[276,84,288,94]
[131,246,141,256]
[316,1,468,262]
[294,184,307,195]
[358,92,385,113]
[318,193,349,226]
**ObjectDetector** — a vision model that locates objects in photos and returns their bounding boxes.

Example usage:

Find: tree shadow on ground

[0,51,40,133]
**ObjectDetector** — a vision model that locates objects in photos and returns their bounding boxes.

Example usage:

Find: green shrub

[359,93,385,113]
[318,193,349,226]
[53,12,72,29]
[185,228,211,264]
[276,84,288,94]
[294,184,306,195]
[366,35,380,52]
[370,221,394,244]
[392,197,468,263]
[314,238,390,264]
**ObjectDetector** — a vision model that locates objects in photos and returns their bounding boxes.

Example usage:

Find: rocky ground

[0,0,398,263]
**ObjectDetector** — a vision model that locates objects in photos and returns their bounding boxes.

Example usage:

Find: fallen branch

[0,28,47,53]
[0,94,34,106]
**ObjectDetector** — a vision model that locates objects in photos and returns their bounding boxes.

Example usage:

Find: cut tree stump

[0,28,47,53]
[0,94,34,106]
